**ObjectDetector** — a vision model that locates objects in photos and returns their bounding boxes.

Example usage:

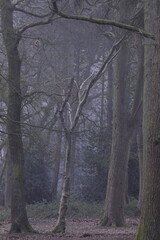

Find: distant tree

[25,142,51,204]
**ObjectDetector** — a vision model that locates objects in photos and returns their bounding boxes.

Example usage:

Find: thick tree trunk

[101,27,144,225]
[135,1,160,239]
[1,0,34,233]
[100,39,132,226]
[53,131,72,233]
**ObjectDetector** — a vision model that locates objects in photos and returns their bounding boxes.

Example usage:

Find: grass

[0,198,138,223]
[27,200,103,219]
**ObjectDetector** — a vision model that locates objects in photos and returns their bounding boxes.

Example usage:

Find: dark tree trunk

[135,1,160,239]
[4,148,12,208]
[1,0,34,233]
[101,39,132,227]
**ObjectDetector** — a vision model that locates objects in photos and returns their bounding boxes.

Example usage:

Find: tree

[135,0,160,239]
[52,38,123,233]
[100,0,144,226]
[0,0,55,232]
[0,0,35,232]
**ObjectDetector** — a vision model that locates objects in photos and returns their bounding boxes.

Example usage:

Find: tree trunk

[101,25,144,225]
[52,128,62,200]
[70,134,76,191]
[1,0,34,233]
[135,1,160,239]
[100,38,132,226]
[137,114,143,211]
[53,131,72,233]
[4,148,12,208]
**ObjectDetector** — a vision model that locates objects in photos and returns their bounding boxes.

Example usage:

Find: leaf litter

[0,217,138,240]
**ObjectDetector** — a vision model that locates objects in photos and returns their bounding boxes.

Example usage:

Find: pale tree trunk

[53,131,72,233]
[1,0,34,233]
[135,1,160,239]
[52,128,62,200]
[70,134,76,191]
[53,35,125,233]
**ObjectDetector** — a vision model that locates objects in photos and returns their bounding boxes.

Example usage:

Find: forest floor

[0,217,138,240]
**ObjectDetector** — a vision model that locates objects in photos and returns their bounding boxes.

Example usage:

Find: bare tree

[0,0,55,232]
[52,37,124,233]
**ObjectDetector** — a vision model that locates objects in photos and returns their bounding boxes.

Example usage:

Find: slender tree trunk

[70,134,76,191]
[53,131,72,233]
[1,0,34,233]
[137,114,143,211]
[135,1,160,239]
[52,128,62,200]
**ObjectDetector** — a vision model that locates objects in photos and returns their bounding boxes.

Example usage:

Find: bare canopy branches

[51,0,155,40]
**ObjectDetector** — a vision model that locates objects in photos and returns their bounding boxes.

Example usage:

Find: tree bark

[53,131,72,233]
[135,1,160,239]
[4,148,12,208]
[100,33,132,225]
[0,0,34,233]
[52,127,62,200]
[137,114,143,211]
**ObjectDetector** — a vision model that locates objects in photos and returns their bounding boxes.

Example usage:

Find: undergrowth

[0,198,138,223]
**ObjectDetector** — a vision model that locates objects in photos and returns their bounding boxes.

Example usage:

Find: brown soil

[0,218,138,240]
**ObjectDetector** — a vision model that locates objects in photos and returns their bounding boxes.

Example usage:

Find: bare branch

[51,1,154,40]
[13,0,25,6]
[71,36,125,130]
[19,14,57,35]
[23,91,63,99]
[14,7,51,18]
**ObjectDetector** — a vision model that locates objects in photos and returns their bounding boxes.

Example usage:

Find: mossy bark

[0,0,35,233]
[135,0,160,239]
